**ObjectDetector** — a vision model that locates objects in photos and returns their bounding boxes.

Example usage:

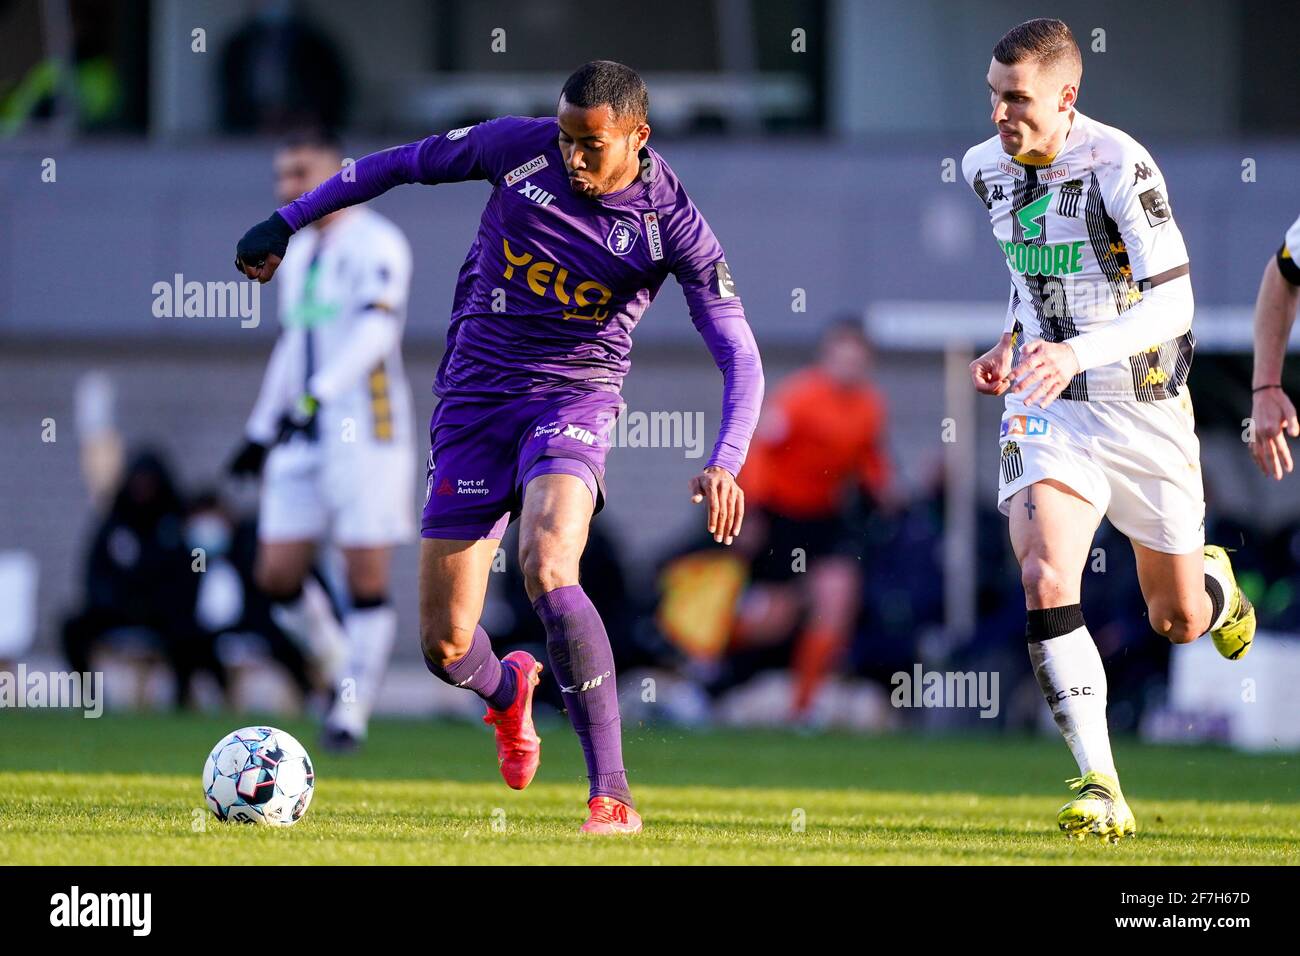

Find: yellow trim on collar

[1013,152,1057,167]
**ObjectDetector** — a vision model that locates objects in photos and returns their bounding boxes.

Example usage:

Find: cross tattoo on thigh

[1024,486,1036,520]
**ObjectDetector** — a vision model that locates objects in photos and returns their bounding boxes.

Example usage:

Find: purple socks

[424,625,517,711]
[532,584,632,806]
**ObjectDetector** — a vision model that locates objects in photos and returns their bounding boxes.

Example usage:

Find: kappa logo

[505,154,549,187]
[989,184,1006,203]
[606,220,639,256]
[1132,161,1154,184]
[561,671,612,693]
[517,180,555,207]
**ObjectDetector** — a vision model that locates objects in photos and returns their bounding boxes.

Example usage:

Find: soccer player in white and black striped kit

[963,19,1256,841]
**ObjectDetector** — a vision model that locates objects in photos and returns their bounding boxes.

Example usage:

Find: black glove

[275,393,320,445]
[235,211,293,273]
[228,439,269,477]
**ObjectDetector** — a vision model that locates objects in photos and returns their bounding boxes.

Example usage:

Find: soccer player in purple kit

[234,61,764,833]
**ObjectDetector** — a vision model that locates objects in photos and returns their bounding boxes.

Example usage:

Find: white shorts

[259,439,416,548]
[996,390,1205,554]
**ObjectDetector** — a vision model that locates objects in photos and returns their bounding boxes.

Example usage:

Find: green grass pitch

[0,710,1295,864]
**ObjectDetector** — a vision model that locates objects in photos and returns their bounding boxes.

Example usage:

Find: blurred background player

[228,128,416,752]
[1249,213,1300,480]
[233,61,763,833]
[737,317,893,719]
[964,19,1256,841]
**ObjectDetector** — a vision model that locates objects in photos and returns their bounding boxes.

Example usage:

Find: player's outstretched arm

[1249,241,1300,479]
[236,121,505,282]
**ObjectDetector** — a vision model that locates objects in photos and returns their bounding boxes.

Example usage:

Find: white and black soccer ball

[202,726,315,826]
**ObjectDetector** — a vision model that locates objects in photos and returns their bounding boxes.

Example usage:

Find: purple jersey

[276,116,762,474]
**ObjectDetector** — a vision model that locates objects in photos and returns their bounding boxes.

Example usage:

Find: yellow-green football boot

[1057,771,1136,843]
[1204,545,1255,661]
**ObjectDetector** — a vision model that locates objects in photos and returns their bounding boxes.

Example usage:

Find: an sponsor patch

[714,260,737,298]
[505,154,549,187]
[1139,187,1171,227]
[998,158,1026,181]
[606,220,639,256]
[1000,414,1052,440]
[643,211,664,261]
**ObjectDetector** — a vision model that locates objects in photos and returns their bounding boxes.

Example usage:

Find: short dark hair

[278,127,343,156]
[560,60,648,126]
[993,18,1082,82]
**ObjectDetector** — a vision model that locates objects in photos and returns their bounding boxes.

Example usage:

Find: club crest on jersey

[1000,441,1024,484]
[643,211,664,261]
[505,154,549,187]
[1057,180,1083,218]
[605,220,639,257]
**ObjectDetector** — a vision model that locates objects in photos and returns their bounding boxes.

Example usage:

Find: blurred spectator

[0,0,147,137]
[733,317,895,717]
[219,2,349,134]
[186,490,316,704]
[61,450,225,707]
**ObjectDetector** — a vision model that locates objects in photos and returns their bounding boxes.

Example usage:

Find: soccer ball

[202,726,315,826]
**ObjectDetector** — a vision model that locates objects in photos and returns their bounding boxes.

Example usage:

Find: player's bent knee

[519,548,579,597]
[1019,554,1070,607]
[418,616,475,666]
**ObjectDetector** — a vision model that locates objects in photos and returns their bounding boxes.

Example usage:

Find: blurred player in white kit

[228,129,415,751]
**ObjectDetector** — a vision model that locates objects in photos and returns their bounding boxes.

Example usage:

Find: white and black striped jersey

[246,207,415,448]
[962,110,1192,402]
[1277,214,1300,286]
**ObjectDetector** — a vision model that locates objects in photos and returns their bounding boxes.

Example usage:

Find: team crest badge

[605,220,639,256]
[1000,440,1024,484]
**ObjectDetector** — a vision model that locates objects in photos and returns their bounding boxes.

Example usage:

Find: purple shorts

[421,389,625,540]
